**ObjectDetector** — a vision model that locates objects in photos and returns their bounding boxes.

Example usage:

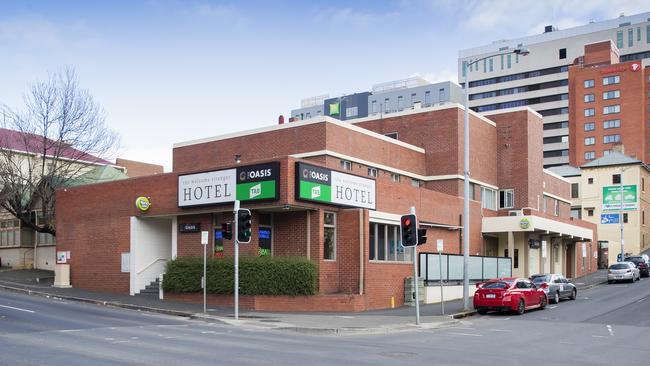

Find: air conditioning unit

[508,210,523,216]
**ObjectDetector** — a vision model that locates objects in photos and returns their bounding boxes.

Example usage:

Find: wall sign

[519,217,531,230]
[179,223,201,233]
[601,213,620,224]
[295,162,376,209]
[178,162,280,207]
[602,185,637,211]
[135,196,151,212]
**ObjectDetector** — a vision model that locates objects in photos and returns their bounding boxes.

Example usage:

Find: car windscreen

[482,282,510,289]
[610,264,629,270]
[531,275,550,283]
[625,257,643,264]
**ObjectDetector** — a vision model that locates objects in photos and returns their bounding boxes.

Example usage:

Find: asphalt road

[0,278,648,366]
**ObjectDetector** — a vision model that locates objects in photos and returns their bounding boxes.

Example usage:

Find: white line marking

[456,327,476,330]
[488,329,512,332]
[607,325,614,337]
[548,306,557,309]
[448,332,483,337]
[592,335,606,338]
[636,297,647,303]
[0,304,35,313]
[58,329,82,333]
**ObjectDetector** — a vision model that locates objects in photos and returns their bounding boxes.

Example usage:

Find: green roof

[63,166,129,187]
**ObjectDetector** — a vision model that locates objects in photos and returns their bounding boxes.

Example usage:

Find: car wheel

[570,288,577,300]
[539,295,547,310]
[515,299,525,315]
[552,291,560,304]
[477,308,488,315]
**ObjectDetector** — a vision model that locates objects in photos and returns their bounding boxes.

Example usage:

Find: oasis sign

[295,162,376,209]
[178,162,279,207]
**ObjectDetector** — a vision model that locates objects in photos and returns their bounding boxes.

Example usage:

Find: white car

[607,262,640,283]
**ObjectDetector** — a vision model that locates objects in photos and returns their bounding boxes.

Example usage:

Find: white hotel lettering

[335,185,373,205]
[183,184,231,202]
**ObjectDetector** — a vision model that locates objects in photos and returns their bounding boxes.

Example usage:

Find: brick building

[56,103,597,312]
[569,40,649,166]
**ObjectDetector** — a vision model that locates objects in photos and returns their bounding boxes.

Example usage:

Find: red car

[473,277,548,315]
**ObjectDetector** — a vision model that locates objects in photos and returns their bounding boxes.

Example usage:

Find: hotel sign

[178,162,279,207]
[295,162,376,209]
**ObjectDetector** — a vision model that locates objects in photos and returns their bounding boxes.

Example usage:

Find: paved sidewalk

[0,269,460,334]
[572,269,608,290]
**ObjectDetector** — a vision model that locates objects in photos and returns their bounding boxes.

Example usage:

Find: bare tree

[0,68,119,236]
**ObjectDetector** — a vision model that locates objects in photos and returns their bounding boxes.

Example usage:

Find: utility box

[404,276,425,306]
[54,264,72,288]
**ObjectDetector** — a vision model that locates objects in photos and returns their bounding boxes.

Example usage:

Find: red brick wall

[116,158,164,178]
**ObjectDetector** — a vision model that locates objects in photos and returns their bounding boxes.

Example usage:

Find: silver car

[608,262,640,283]
[530,274,577,304]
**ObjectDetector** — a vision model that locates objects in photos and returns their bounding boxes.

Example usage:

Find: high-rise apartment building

[458,12,650,167]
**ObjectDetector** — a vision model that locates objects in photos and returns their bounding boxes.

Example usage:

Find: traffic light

[237,209,252,243]
[221,222,232,240]
[417,228,427,245]
[400,214,418,247]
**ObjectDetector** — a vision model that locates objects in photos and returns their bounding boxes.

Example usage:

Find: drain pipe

[359,209,364,295]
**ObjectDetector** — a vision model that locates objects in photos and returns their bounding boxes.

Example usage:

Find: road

[0,278,648,365]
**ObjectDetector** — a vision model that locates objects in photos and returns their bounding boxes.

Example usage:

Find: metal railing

[419,252,512,283]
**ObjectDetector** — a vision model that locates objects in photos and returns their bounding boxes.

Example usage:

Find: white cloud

[193,3,249,28]
[313,7,400,29]
[0,17,61,49]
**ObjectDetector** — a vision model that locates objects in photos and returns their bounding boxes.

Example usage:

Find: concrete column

[523,234,530,277]
[508,231,515,273]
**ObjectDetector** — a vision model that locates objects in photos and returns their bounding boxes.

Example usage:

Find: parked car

[607,262,640,283]
[474,277,547,315]
[624,256,649,277]
[530,274,577,304]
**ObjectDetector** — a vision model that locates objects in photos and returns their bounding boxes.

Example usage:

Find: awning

[481,215,593,241]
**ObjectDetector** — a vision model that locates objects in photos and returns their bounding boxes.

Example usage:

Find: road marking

[456,327,476,330]
[635,297,647,303]
[58,329,81,333]
[448,332,482,337]
[548,306,557,309]
[487,329,512,332]
[0,304,35,313]
[104,338,115,341]
[607,325,614,337]
[592,335,606,338]
[559,341,574,345]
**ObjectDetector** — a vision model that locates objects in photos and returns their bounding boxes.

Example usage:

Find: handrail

[137,257,169,275]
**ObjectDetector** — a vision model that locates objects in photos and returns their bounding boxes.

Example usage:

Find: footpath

[0,267,607,335]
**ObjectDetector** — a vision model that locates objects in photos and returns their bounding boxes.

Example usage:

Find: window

[604,149,612,156]
[483,59,487,73]
[543,150,569,158]
[397,96,404,110]
[258,214,272,257]
[323,212,336,260]
[340,160,352,171]
[384,132,398,139]
[571,183,579,198]
[584,122,595,131]
[603,90,620,100]
[0,219,20,247]
[647,26,650,44]
[644,210,646,225]
[584,108,595,117]
[371,101,378,114]
[369,223,411,262]
[603,75,620,85]
[629,28,634,47]
[368,167,377,177]
[35,212,54,246]
[554,200,560,216]
[514,249,519,268]
[462,61,467,77]
[584,137,595,145]
[643,177,646,192]
[469,182,476,200]
[638,27,641,42]
[542,196,547,212]
[584,94,594,103]
[588,178,594,184]
[603,105,620,114]
[585,151,595,160]
[489,58,493,72]
[384,98,390,112]
[603,119,621,129]
[500,54,504,69]
[559,48,566,59]
[424,91,431,105]
[410,179,421,188]
[584,79,595,88]
[499,189,514,209]
[617,31,623,48]
[439,88,446,101]
[345,106,358,118]
[543,135,569,144]
[481,187,497,210]
[613,174,621,184]
[624,213,629,223]
[604,134,621,144]
[587,209,594,217]
[570,208,581,219]
[544,121,569,130]
[411,93,417,105]
[391,173,400,183]
[507,54,512,68]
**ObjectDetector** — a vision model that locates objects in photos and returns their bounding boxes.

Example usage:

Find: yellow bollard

[391,296,395,308]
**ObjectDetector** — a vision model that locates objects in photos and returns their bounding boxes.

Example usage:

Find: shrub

[162,256,318,296]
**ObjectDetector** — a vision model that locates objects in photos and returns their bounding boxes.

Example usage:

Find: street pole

[620,168,624,261]
[234,200,240,320]
[439,250,444,315]
[410,206,420,325]
[203,237,207,313]
[462,65,471,311]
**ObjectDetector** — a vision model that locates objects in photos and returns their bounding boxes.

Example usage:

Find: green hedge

[162,256,318,296]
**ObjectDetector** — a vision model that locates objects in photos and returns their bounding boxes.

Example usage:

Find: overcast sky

[0,0,647,170]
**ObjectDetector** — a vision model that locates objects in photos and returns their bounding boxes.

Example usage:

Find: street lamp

[461,46,530,311]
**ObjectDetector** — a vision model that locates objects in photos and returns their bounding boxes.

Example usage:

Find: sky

[0,0,648,171]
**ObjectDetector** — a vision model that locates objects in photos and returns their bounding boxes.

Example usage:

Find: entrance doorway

[565,243,574,278]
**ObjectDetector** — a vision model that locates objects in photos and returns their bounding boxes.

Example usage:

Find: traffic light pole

[234,200,240,320]
[410,206,420,325]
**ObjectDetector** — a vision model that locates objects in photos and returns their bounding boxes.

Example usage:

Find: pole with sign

[437,239,444,315]
[201,230,209,313]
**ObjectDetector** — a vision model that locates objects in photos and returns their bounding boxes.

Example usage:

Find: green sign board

[295,162,376,209]
[602,185,637,211]
[178,162,280,207]
[329,102,340,116]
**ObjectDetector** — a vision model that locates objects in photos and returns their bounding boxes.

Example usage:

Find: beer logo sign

[249,183,261,199]
[311,185,321,198]
[631,62,641,72]
[136,196,151,212]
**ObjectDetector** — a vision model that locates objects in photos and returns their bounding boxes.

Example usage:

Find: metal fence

[419,252,512,283]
